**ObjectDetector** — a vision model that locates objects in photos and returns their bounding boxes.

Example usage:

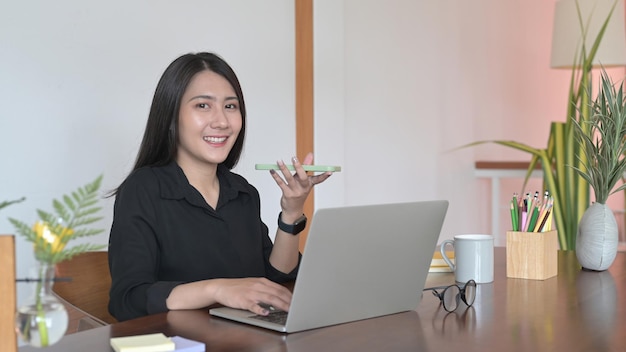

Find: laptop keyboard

[250,310,288,325]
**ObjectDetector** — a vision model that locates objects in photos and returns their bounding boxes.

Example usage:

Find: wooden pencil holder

[506,230,558,280]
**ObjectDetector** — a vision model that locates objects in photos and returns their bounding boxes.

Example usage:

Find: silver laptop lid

[284,200,448,332]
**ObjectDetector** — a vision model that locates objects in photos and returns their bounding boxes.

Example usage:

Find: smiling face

[175,70,243,171]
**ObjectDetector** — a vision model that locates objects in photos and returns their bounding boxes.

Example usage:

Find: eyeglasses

[423,280,476,312]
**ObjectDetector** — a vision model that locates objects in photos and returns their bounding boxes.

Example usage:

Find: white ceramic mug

[440,234,494,283]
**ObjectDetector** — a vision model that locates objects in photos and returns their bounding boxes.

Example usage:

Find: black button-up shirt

[108,162,299,321]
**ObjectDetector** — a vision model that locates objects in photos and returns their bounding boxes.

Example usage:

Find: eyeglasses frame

[423,279,477,312]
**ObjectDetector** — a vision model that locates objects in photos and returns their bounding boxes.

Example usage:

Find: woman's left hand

[269,152,332,220]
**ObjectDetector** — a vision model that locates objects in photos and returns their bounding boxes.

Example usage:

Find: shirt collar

[157,162,249,205]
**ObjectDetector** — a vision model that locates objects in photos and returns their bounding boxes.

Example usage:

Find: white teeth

[203,136,227,143]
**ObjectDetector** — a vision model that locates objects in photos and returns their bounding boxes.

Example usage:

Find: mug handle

[440,240,455,272]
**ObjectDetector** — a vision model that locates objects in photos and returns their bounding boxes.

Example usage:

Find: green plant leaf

[0,197,25,211]
[572,71,626,205]
[10,174,106,265]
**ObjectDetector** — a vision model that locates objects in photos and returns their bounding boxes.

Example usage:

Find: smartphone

[255,164,341,172]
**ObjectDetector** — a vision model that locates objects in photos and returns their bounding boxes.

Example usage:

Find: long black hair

[112,52,247,195]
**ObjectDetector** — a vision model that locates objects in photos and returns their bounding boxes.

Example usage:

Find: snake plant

[571,70,626,206]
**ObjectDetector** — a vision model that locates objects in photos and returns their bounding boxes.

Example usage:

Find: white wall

[313,0,575,245]
[313,1,346,209]
[0,0,296,307]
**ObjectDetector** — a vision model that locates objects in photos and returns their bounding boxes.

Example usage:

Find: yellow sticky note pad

[110,333,175,352]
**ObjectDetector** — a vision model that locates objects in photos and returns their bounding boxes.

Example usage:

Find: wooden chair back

[52,251,117,326]
[0,235,17,352]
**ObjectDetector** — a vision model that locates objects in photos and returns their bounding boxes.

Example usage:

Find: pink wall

[315,0,626,245]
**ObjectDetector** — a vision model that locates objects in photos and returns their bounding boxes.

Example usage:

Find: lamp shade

[551,0,626,68]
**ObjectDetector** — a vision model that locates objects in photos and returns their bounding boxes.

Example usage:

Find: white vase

[576,203,619,271]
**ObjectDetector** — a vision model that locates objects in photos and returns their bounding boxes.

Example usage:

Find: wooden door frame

[295,0,314,251]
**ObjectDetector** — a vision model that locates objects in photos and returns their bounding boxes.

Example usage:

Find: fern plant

[9,175,106,264]
[0,197,25,211]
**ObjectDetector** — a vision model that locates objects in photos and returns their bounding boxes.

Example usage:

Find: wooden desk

[20,249,626,351]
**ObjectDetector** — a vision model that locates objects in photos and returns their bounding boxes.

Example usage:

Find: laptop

[209,200,449,333]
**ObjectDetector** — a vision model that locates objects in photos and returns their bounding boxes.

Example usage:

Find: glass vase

[15,261,68,347]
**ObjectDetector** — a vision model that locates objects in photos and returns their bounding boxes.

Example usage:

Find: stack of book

[429,251,454,273]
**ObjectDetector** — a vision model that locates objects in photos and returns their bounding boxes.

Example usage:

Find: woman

[108,52,332,321]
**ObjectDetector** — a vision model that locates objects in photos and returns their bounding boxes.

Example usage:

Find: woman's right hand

[212,277,292,315]
[167,277,292,315]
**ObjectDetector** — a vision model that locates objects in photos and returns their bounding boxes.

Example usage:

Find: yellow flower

[33,221,74,255]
